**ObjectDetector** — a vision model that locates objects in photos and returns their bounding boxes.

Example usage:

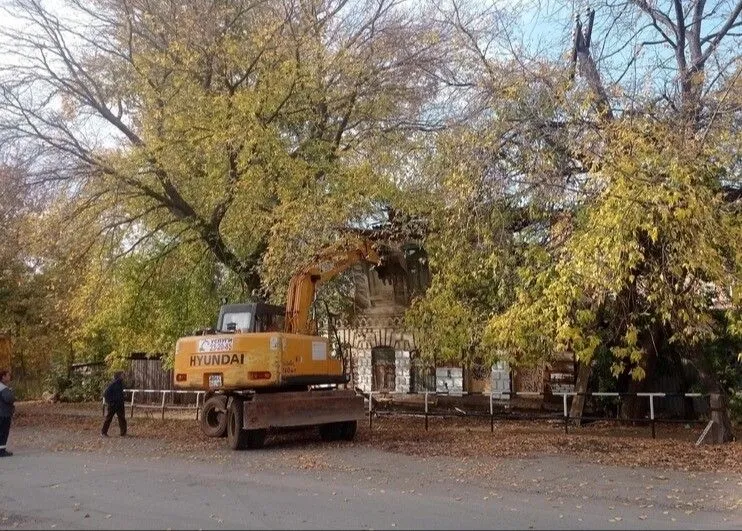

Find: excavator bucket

[242,389,365,430]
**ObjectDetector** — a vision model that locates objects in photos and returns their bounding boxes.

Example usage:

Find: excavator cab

[217,302,285,333]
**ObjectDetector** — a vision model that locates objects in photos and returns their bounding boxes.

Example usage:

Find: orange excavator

[173,238,382,450]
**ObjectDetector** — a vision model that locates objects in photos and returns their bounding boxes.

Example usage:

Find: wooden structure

[125,353,173,391]
[70,354,173,398]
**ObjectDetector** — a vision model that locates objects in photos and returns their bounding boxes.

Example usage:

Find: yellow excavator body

[173,332,343,390]
[172,237,381,450]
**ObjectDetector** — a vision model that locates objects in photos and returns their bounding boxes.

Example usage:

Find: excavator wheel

[319,422,343,441]
[340,420,357,441]
[227,398,266,450]
[319,420,357,442]
[200,395,228,438]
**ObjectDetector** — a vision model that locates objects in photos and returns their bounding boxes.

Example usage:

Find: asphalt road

[1,437,740,530]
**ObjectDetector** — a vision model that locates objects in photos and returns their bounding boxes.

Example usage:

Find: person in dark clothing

[0,369,16,457]
[101,371,127,437]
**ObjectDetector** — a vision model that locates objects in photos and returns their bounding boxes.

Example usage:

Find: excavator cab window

[217,303,256,333]
[255,311,285,333]
[217,302,287,333]
[221,311,252,332]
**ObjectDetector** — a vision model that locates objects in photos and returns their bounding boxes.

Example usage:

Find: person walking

[0,369,15,457]
[101,371,127,437]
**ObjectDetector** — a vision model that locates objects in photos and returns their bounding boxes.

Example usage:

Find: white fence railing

[364,389,711,439]
[101,388,714,441]
[101,389,206,420]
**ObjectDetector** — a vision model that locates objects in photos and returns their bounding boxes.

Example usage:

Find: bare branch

[700,1,742,65]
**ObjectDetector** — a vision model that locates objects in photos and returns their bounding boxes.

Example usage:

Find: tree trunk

[678,357,696,421]
[692,351,735,443]
[620,377,648,422]
[620,332,659,422]
[569,361,592,424]
[709,394,735,443]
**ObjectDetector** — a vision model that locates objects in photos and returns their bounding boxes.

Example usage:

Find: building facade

[333,243,570,397]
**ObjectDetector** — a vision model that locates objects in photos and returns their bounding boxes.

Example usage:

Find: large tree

[407,0,741,437]
[0,0,449,364]
[0,158,76,395]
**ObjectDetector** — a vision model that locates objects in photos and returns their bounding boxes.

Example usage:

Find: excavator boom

[284,238,380,335]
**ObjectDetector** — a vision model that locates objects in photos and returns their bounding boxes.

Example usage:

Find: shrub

[45,362,109,402]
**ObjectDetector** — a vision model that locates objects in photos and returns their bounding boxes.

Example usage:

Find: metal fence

[103,387,720,442]
[365,389,714,440]
[101,389,205,420]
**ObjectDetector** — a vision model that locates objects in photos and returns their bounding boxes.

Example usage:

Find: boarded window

[410,360,435,392]
[371,347,396,392]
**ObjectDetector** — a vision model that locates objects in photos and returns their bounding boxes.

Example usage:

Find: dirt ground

[4,401,742,529]
[11,401,742,476]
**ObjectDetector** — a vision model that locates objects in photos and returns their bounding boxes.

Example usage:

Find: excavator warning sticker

[198,337,234,353]
[311,341,327,361]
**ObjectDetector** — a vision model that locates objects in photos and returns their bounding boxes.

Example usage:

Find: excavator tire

[200,395,228,438]
[227,398,248,450]
[319,422,343,441]
[319,420,357,442]
[227,398,266,450]
[340,420,357,441]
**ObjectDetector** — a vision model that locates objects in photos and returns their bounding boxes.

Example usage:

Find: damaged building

[333,240,575,399]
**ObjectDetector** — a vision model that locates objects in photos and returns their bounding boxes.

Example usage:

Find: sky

[1,0,740,135]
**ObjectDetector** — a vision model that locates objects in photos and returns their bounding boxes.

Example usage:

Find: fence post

[368,391,373,431]
[649,394,656,439]
[490,391,494,433]
[129,390,136,419]
[425,391,429,431]
[161,390,167,420]
[563,393,570,434]
[195,392,201,421]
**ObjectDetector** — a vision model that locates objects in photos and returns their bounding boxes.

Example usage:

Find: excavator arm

[284,238,381,335]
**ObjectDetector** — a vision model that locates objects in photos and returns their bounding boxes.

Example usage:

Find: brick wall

[395,351,411,393]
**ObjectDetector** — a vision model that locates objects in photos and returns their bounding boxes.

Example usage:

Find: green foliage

[404,124,521,364]
[485,122,740,378]
[0,0,441,374]
[587,345,621,416]
[0,164,75,394]
[692,317,742,397]
[45,363,109,403]
[67,241,229,369]
[1,0,740,405]
[11,379,47,401]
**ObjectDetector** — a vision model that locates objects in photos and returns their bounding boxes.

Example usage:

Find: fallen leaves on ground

[365,416,742,474]
[11,401,742,475]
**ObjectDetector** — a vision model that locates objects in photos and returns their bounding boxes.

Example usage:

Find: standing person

[0,369,15,457]
[101,371,127,437]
